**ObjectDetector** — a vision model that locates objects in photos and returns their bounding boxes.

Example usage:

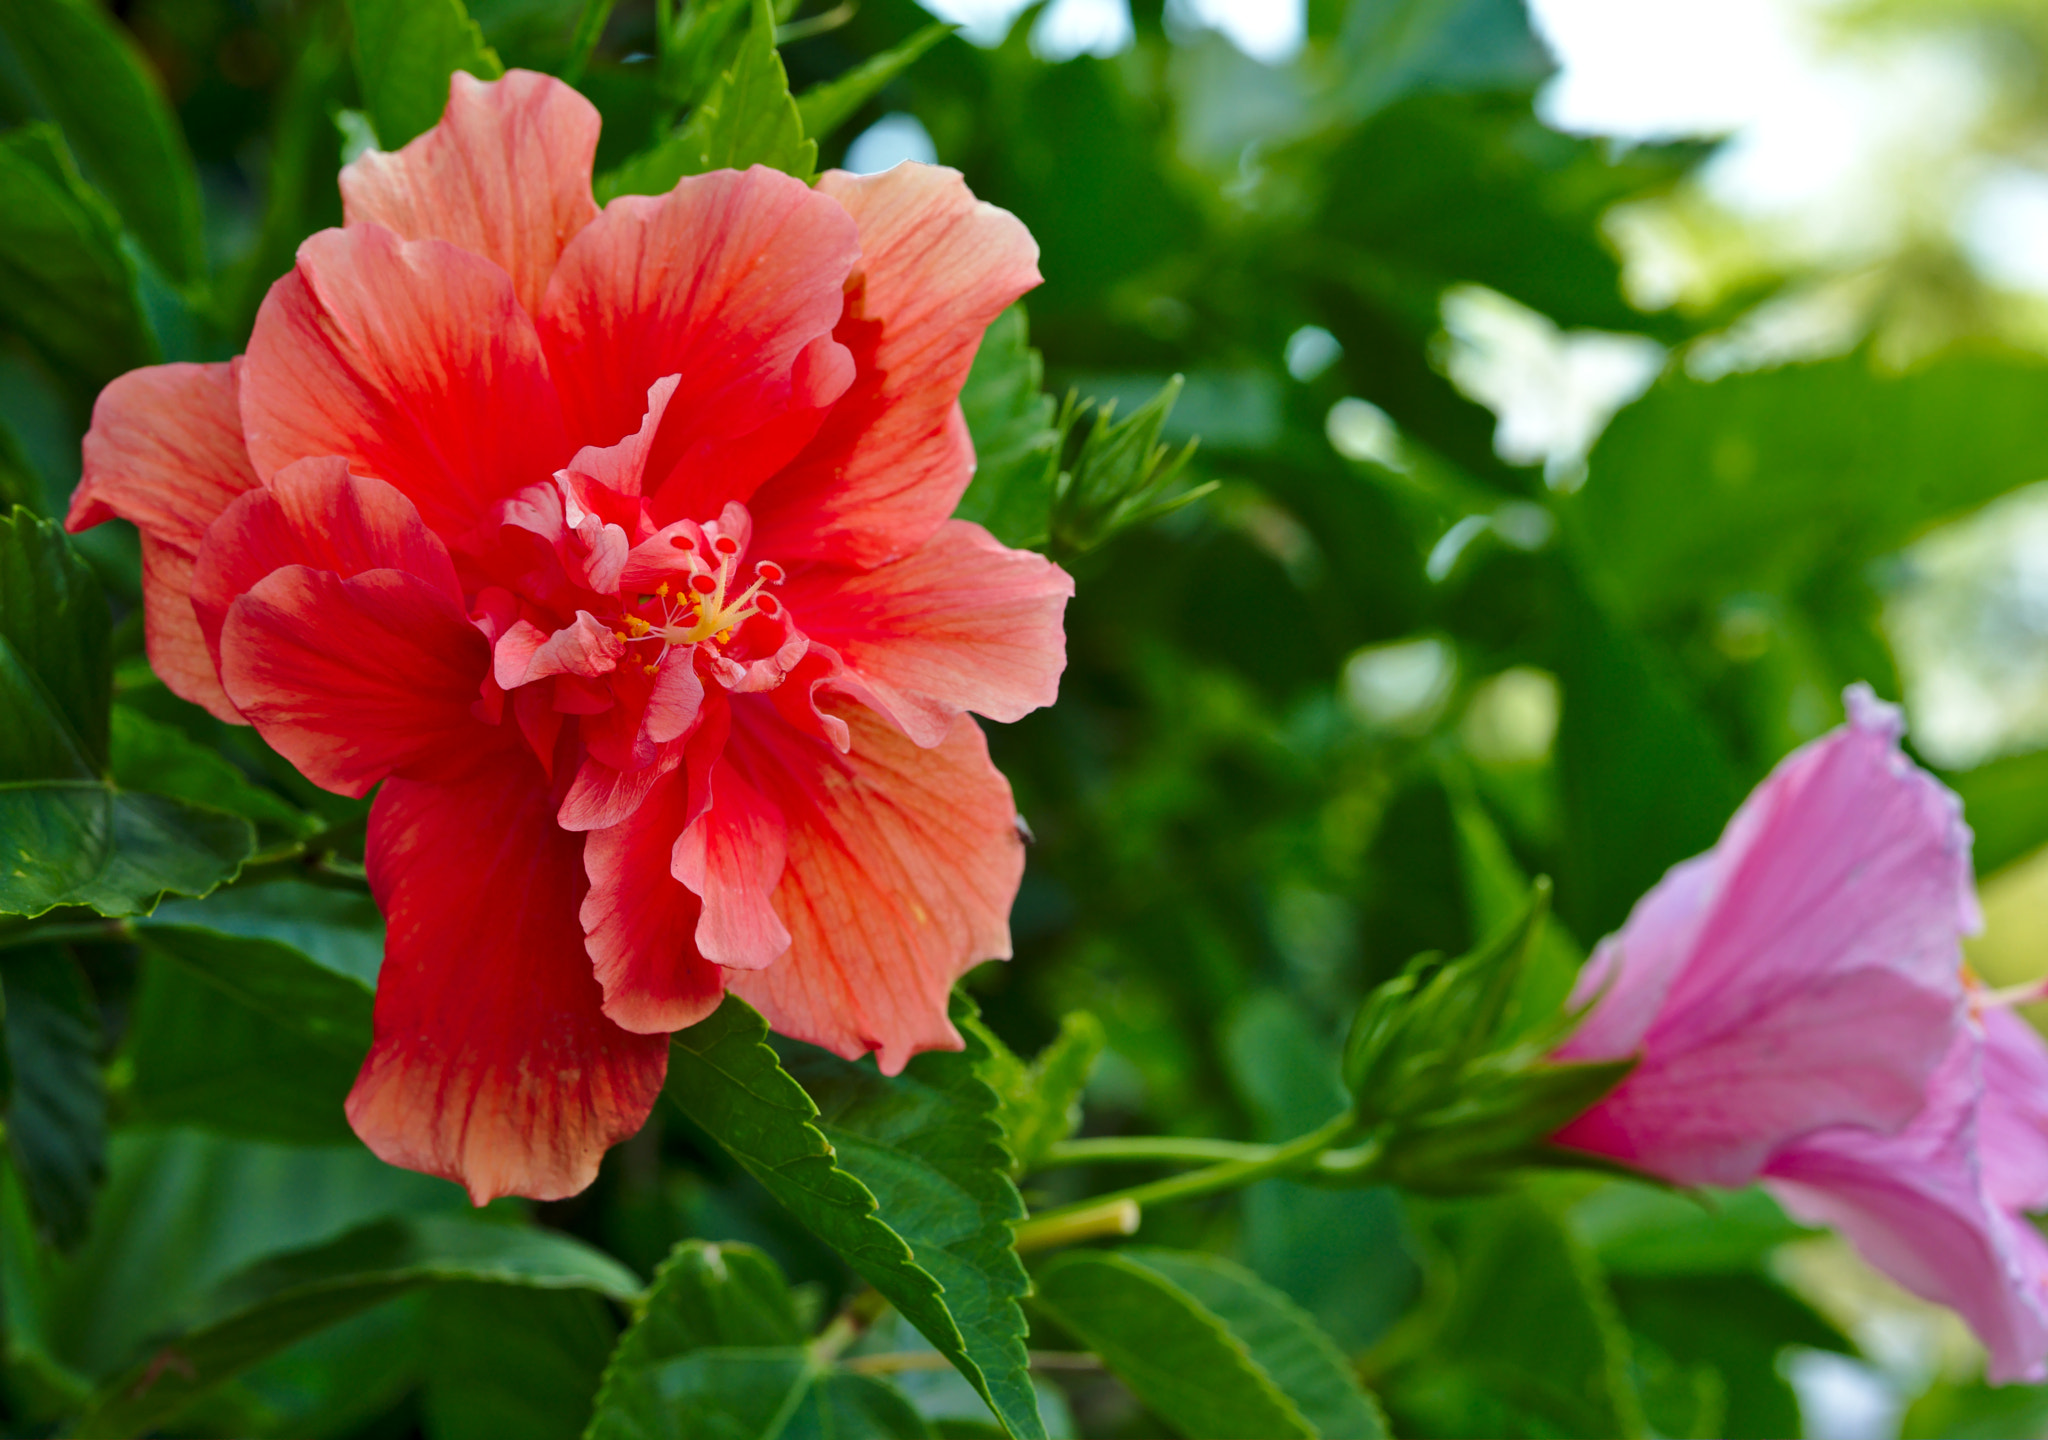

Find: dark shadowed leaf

[0,129,156,394]
[795,22,953,141]
[0,0,207,285]
[74,1215,640,1437]
[1,946,104,1248]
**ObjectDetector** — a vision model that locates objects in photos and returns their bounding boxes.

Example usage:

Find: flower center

[612,533,785,676]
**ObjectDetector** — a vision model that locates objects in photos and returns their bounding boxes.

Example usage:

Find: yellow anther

[644,661,659,675]
[656,581,670,598]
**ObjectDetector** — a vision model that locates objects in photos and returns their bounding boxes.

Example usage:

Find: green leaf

[1385,1193,1645,1439]
[1048,379,1204,561]
[423,1286,619,1440]
[74,1214,641,1438]
[956,305,1063,551]
[968,1008,1103,1175]
[345,0,505,151]
[795,22,953,142]
[1575,349,2048,628]
[1,946,104,1248]
[664,995,1042,1439]
[118,925,374,1145]
[588,1238,934,1440]
[110,706,317,850]
[596,0,813,202]
[0,127,156,394]
[148,879,384,986]
[1330,0,1553,122]
[0,0,207,286]
[1031,1250,1316,1440]
[0,511,253,916]
[1121,1250,1389,1440]
[0,506,109,775]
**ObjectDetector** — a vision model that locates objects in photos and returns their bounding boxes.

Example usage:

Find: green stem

[1034,1136,1277,1170]
[561,0,616,85]
[1014,1113,1361,1252]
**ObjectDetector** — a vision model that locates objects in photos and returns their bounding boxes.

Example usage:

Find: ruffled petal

[536,166,860,487]
[789,519,1072,746]
[1555,684,1976,1185]
[340,69,601,317]
[581,707,731,1034]
[191,456,461,662]
[70,361,260,720]
[218,566,493,797]
[1980,1006,2048,1215]
[241,224,567,541]
[726,702,1022,1074]
[350,763,669,1203]
[748,165,1040,568]
[675,758,790,970]
[1764,1025,2048,1385]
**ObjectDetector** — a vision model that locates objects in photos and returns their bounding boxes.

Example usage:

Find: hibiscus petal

[219,566,493,797]
[748,165,1041,568]
[726,702,1022,1074]
[241,224,567,541]
[1980,1006,2048,1215]
[192,456,462,661]
[536,165,860,479]
[789,519,1073,746]
[350,764,669,1203]
[340,69,601,317]
[674,759,790,971]
[70,361,260,720]
[582,753,729,1036]
[1555,684,1975,1183]
[493,612,623,689]
[1764,1025,2048,1385]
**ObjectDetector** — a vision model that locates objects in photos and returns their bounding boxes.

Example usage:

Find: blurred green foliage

[1,0,2046,1434]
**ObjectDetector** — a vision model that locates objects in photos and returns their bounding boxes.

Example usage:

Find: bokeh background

[12,0,2048,1435]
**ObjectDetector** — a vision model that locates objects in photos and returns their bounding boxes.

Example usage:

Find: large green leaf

[664,995,1041,1439]
[596,0,813,201]
[0,0,207,286]
[1122,1250,1389,1440]
[422,1286,619,1440]
[73,1214,640,1437]
[795,22,953,142]
[1,946,104,1249]
[588,1238,930,1440]
[0,128,155,394]
[119,925,374,1145]
[0,511,252,916]
[149,879,384,985]
[1575,348,2048,625]
[956,305,1062,551]
[1030,1250,1315,1440]
[345,0,505,150]
[109,706,316,853]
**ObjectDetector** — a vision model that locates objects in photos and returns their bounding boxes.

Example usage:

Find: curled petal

[582,703,734,1034]
[220,566,493,798]
[749,165,1041,567]
[791,519,1072,745]
[192,457,461,661]
[350,765,669,1204]
[674,759,790,971]
[70,361,259,720]
[341,70,601,317]
[493,611,623,689]
[242,224,567,541]
[727,702,1021,1074]
[1764,1024,2048,1385]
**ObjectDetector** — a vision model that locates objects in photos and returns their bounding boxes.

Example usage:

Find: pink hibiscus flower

[1551,684,2048,1380]
[66,71,1073,1203]
[1551,685,1974,1186]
